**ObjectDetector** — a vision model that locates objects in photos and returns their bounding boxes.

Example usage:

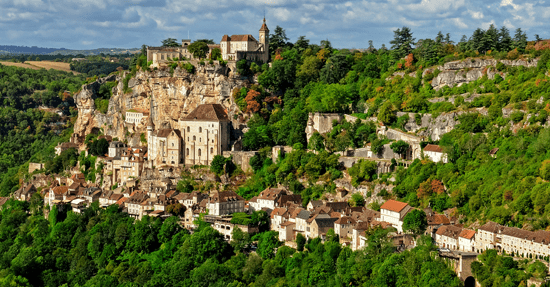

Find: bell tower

[259,18,269,61]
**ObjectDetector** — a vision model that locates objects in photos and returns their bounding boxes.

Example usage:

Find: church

[147,104,231,167]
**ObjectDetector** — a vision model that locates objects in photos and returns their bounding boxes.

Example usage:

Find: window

[172,143,174,147]
[186,148,189,156]
[198,149,201,157]
[210,147,213,154]
[199,138,201,142]
[193,136,196,141]
[187,127,190,132]
[199,127,202,133]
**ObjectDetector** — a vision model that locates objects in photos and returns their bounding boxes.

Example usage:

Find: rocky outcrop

[397,108,488,140]
[386,57,539,91]
[73,64,247,145]
[431,58,538,90]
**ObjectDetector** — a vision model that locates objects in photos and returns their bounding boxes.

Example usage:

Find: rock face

[431,58,538,90]
[73,64,246,145]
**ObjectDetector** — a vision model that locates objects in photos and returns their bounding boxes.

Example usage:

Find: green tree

[350,193,365,207]
[296,233,306,252]
[211,155,229,176]
[162,38,179,47]
[256,231,281,260]
[270,26,290,51]
[390,26,415,60]
[402,209,428,236]
[377,101,396,124]
[231,227,251,253]
[210,48,222,60]
[188,41,209,59]
[390,140,410,158]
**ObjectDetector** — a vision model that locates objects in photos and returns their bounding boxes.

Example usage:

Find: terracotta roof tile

[424,144,443,153]
[459,229,476,239]
[182,104,229,121]
[380,199,409,213]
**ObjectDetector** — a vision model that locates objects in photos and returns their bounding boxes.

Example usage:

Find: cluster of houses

[6,172,550,260]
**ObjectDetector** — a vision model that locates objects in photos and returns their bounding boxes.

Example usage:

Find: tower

[259,18,269,62]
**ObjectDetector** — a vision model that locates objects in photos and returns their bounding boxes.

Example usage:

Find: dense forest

[0,63,85,196]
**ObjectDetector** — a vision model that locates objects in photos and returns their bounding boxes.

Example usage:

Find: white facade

[125,111,148,125]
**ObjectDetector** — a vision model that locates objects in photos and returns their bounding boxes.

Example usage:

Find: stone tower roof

[259,18,269,32]
[182,104,229,121]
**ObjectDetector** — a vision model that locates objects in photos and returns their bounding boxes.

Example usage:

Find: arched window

[210,147,213,154]
[186,148,189,156]
[198,149,201,157]
[199,138,201,142]
[172,143,174,147]
[193,135,196,141]
[187,126,190,132]
[199,127,202,133]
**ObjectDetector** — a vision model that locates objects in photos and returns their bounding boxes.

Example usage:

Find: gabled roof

[221,34,258,42]
[436,225,462,239]
[52,186,69,195]
[257,188,286,200]
[335,216,356,225]
[459,229,476,240]
[308,200,323,208]
[314,217,338,228]
[478,221,501,233]
[182,104,229,122]
[354,221,370,231]
[489,148,499,155]
[380,199,409,213]
[209,190,244,203]
[424,144,443,153]
[427,214,451,225]
[326,201,349,210]
[296,210,311,220]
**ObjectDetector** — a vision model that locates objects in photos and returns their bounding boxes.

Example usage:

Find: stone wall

[305,112,343,142]
[29,163,44,174]
[223,151,258,172]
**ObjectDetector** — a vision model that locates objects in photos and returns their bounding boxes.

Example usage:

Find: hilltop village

[5,19,550,286]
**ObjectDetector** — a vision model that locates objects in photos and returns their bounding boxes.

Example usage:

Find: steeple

[260,17,269,32]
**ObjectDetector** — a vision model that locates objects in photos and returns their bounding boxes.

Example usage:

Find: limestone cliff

[73,64,247,146]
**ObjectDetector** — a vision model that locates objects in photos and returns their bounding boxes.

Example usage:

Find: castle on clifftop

[147,18,270,67]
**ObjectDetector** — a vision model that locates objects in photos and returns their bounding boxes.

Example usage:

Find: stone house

[435,225,463,250]
[305,113,343,143]
[423,144,448,163]
[325,202,349,213]
[126,192,149,219]
[458,229,476,252]
[47,186,69,207]
[147,128,182,167]
[425,209,451,237]
[310,217,338,240]
[334,216,357,240]
[13,184,37,201]
[108,141,126,158]
[379,199,412,233]
[270,207,288,232]
[206,190,245,216]
[352,221,370,251]
[220,18,270,62]
[28,163,44,173]
[307,200,323,211]
[279,221,296,242]
[475,221,501,252]
[249,188,287,211]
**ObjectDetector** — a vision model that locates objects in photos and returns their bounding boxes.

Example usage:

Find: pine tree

[513,28,528,52]
[498,26,512,52]
[390,27,415,60]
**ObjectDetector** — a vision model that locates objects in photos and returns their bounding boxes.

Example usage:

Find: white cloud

[469,10,484,19]
[273,7,291,21]
[451,17,468,29]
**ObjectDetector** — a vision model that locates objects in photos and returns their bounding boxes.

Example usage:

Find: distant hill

[0,45,140,55]
[0,45,68,54]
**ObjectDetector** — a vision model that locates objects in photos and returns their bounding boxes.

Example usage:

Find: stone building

[147,103,231,168]
[206,190,245,216]
[378,199,412,233]
[108,141,126,158]
[423,144,448,163]
[125,109,149,125]
[179,104,231,166]
[220,18,270,62]
[305,113,343,143]
[146,42,220,68]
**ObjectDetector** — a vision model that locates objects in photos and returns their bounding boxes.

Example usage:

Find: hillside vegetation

[236,24,550,229]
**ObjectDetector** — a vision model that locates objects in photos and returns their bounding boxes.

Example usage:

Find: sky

[0,0,549,50]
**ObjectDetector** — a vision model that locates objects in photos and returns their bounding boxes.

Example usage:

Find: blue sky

[0,0,549,50]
